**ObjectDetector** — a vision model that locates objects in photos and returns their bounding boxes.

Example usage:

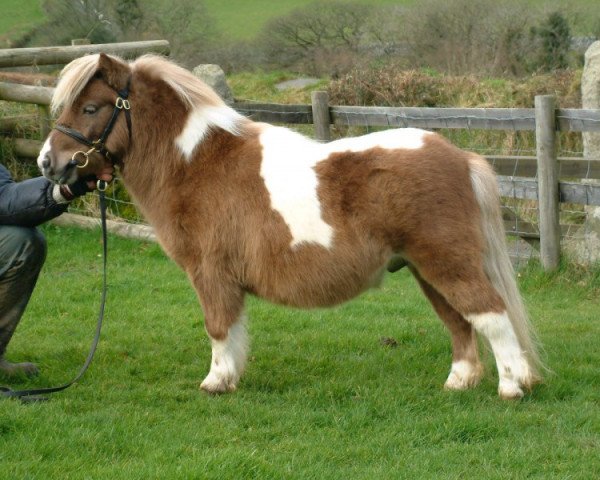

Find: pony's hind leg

[191,274,248,394]
[409,253,533,399]
[410,268,483,390]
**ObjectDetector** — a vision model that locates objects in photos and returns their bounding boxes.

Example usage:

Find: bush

[397,0,536,76]
[21,0,219,68]
[328,66,582,108]
[530,11,572,71]
[258,0,372,76]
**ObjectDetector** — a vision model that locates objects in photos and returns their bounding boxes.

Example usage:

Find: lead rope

[0,182,109,403]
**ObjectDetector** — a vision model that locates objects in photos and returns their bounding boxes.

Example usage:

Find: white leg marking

[201,315,249,393]
[466,311,532,399]
[444,360,483,390]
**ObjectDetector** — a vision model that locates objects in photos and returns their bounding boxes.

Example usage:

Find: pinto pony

[38,54,542,399]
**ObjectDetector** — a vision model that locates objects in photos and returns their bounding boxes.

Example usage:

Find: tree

[531,11,571,71]
[23,0,218,67]
[259,0,372,75]
[33,0,117,46]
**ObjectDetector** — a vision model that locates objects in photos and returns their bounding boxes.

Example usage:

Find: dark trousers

[0,226,46,358]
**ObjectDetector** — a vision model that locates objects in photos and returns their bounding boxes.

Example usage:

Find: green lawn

[0,224,598,478]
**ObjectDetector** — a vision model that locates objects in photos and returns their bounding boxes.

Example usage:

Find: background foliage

[2,0,600,75]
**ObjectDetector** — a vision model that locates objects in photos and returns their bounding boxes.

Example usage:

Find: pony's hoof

[200,375,237,394]
[444,361,483,390]
[498,383,524,400]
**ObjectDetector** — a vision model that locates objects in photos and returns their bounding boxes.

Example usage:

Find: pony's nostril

[41,155,51,169]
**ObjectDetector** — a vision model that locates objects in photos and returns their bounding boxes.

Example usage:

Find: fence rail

[3,87,600,207]
[0,40,170,68]
[235,102,600,133]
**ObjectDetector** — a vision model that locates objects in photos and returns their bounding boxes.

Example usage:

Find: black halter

[54,80,132,169]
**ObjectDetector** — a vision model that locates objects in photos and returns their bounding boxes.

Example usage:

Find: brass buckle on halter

[71,147,94,169]
[96,179,108,192]
[115,97,131,110]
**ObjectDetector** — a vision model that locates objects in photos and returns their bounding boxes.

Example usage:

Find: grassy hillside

[0,0,44,46]
[1,0,598,45]
[203,0,413,40]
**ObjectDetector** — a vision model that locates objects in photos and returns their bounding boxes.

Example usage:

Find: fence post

[535,94,560,271]
[311,91,331,142]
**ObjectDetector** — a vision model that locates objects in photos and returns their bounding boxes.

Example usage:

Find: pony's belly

[248,249,391,309]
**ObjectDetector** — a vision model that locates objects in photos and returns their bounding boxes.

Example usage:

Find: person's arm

[0,164,73,227]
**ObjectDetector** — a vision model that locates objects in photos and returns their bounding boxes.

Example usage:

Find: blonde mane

[52,53,226,116]
[132,54,225,110]
[52,53,103,115]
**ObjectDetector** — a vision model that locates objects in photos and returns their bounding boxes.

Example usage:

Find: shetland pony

[38,53,542,399]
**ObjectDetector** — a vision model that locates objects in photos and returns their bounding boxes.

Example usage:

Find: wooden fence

[1,41,599,270]
[0,40,170,68]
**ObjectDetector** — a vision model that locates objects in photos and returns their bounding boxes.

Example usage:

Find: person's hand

[60,165,115,200]
[90,164,114,189]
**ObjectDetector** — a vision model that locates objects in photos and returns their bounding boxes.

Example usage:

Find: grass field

[0,224,598,478]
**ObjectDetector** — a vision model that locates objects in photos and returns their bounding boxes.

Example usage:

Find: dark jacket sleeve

[0,163,68,227]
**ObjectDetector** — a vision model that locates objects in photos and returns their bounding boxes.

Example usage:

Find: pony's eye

[83,105,98,115]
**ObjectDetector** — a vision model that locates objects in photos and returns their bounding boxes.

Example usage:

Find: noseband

[54,80,132,172]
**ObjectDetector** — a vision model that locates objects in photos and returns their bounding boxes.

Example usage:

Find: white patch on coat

[259,126,431,248]
[200,315,249,393]
[466,311,532,399]
[36,138,52,172]
[175,106,244,160]
[325,127,430,153]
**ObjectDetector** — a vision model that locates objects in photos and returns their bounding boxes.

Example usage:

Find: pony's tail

[468,155,544,385]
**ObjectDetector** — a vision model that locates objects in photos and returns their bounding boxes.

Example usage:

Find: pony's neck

[118,101,247,222]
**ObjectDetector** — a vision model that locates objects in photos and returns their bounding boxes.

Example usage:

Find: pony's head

[38,53,132,184]
[40,52,245,185]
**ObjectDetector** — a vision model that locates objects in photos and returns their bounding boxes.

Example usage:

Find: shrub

[21,0,219,68]
[258,0,372,76]
[328,66,581,108]
[530,11,572,71]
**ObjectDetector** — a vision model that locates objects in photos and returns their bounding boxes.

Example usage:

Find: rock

[191,64,234,104]
[565,201,600,265]
[578,42,600,265]
[582,42,600,158]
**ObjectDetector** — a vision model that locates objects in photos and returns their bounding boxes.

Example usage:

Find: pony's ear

[97,53,130,92]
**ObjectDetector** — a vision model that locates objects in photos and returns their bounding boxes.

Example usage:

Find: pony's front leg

[202,313,248,394]
[192,277,248,394]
